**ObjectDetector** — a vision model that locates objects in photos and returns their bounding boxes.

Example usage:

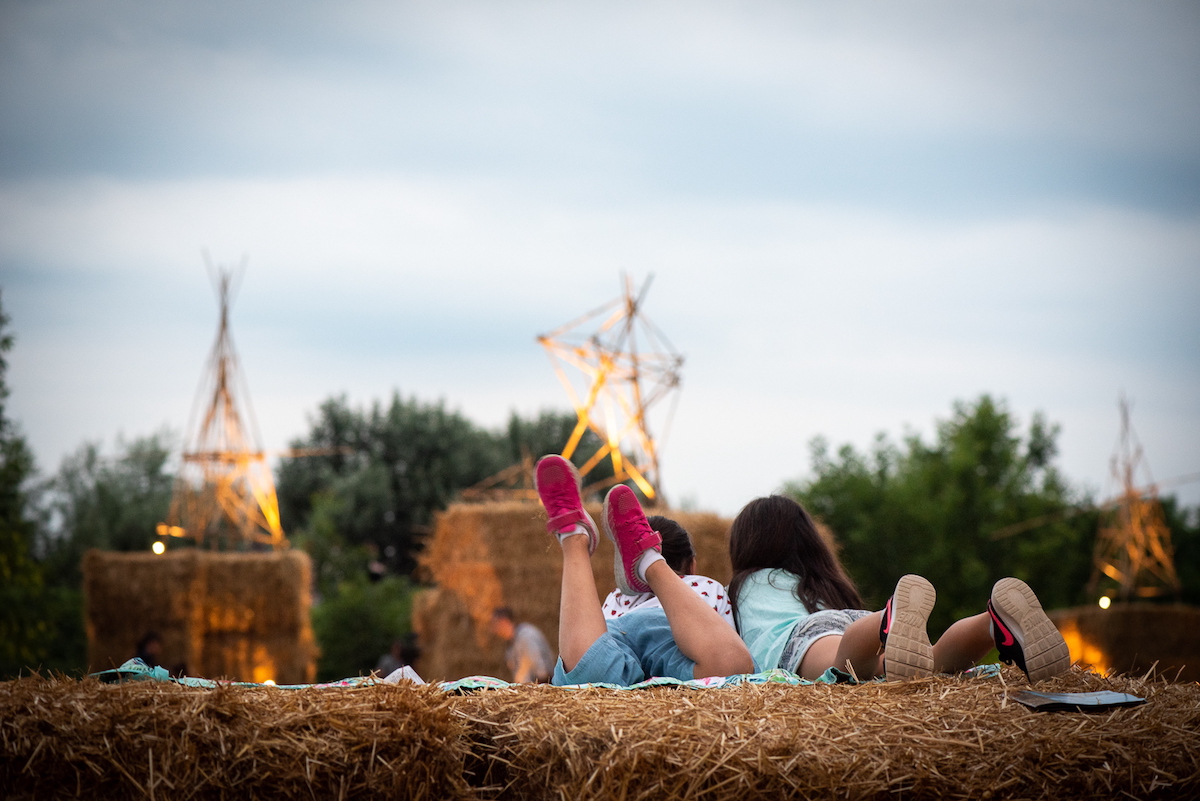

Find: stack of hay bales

[83,549,317,684]
[414,501,733,682]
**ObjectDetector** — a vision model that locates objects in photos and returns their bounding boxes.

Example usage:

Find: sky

[2,0,1198,516]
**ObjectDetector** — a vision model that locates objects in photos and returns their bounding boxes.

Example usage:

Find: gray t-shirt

[506,622,555,683]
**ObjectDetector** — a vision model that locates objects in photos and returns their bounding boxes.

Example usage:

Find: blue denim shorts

[552,607,697,686]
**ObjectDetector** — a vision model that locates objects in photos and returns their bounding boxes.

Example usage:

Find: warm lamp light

[1098,595,1111,609]
[152,541,166,555]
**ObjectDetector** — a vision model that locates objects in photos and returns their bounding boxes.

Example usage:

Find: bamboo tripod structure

[1088,398,1181,601]
[537,274,683,502]
[158,263,287,550]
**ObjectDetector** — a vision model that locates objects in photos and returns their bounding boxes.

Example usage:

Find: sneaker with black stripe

[988,577,1071,682]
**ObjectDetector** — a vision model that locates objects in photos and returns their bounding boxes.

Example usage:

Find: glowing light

[152,541,166,555]
[1098,596,1112,609]
[263,680,276,686]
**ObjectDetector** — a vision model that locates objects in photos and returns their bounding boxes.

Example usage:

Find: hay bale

[1050,603,1200,682]
[83,549,317,684]
[0,678,470,800]
[417,502,734,681]
[5,666,1194,800]
[412,587,508,682]
[452,666,1200,800]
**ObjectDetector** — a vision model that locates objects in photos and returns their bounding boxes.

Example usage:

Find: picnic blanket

[90,658,1002,691]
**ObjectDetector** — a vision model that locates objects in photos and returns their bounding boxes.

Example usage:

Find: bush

[311,576,415,682]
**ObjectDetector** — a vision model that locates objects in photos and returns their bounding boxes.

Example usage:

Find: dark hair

[647,515,695,575]
[491,607,514,622]
[728,496,862,631]
[136,631,161,651]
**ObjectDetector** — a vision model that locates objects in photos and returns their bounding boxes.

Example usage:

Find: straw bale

[412,587,509,682]
[1051,604,1200,682]
[0,677,469,800]
[418,502,735,681]
[84,549,316,684]
[451,666,1200,800]
[2,666,1197,799]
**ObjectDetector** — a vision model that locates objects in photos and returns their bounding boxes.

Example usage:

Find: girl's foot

[988,577,1071,682]
[534,455,598,554]
[880,574,936,680]
[602,485,663,594]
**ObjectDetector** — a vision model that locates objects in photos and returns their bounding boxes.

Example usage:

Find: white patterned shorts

[778,609,873,672]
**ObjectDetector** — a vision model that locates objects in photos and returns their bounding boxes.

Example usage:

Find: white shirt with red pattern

[601,575,735,628]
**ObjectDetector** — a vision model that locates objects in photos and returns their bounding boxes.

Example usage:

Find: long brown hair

[728,495,863,630]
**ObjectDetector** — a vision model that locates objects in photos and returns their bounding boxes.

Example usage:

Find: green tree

[1160,497,1200,606]
[500,409,614,485]
[39,432,176,585]
[278,396,607,576]
[310,575,415,682]
[0,292,48,678]
[277,394,508,575]
[787,396,1098,637]
[29,432,175,674]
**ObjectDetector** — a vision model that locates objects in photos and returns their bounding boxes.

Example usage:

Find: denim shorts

[552,607,697,686]
[778,609,872,672]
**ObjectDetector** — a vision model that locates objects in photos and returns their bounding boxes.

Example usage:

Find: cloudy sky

[2,0,1198,516]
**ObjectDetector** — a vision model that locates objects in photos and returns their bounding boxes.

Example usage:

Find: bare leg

[644,560,754,678]
[932,612,994,673]
[557,535,607,671]
[829,611,887,679]
[798,634,882,681]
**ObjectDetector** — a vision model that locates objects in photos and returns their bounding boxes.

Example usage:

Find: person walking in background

[491,607,555,683]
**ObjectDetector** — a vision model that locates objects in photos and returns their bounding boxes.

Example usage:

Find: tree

[277,394,508,575]
[0,291,48,677]
[38,433,176,585]
[787,396,1099,637]
[310,576,415,682]
[277,395,608,576]
[24,432,176,675]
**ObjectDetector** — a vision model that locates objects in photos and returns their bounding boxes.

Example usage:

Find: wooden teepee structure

[1088,398,1180,602]
[157,263,286,550]
[537,274,683,502]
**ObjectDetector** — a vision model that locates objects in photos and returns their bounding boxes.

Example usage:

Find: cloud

[2,1,1197,214]
[4,171,1198,511]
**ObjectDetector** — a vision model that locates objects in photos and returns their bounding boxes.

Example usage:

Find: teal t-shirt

[735,569,813,671]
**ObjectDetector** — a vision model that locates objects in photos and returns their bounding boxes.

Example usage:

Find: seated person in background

[375,635,420,678]
[535,454,753,686]
[135,631,162,668]
[491,607,555,683]
[601,515,734,629]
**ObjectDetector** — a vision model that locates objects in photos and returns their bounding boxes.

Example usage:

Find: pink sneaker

[602,484,662,595]
[534,455,598,554]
